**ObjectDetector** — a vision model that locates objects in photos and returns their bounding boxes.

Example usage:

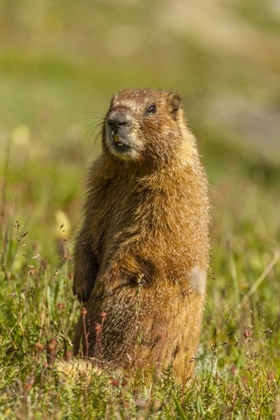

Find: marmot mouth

[111,131,131,149]
[113,132,125,148]
[106,129,134,158]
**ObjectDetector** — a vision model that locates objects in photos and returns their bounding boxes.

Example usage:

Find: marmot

[73,89,210,381]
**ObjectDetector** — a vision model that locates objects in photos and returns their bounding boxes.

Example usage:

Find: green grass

[0,2,280,417]
[1,142,279,419]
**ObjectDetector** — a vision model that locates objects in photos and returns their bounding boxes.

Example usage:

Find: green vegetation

[0,0,279,418]
[1,161,279,418]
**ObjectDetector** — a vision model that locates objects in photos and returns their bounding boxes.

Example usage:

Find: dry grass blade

[239,250,280,309]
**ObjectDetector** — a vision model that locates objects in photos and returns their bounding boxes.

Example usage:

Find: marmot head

[102,89,184,166]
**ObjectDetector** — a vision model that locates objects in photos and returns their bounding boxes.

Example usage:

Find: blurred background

[0,0,279,252]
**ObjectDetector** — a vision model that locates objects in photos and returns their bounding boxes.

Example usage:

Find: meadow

[1,91,279,420]
[1,1,280,418]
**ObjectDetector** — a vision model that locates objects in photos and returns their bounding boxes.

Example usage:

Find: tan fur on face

[73,89,211,382]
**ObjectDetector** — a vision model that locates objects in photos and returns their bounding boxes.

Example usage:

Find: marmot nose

[107,111,128,132]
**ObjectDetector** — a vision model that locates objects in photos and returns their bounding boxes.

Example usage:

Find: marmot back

[73,88,211,381]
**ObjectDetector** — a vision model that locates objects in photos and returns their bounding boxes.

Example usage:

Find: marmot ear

[168,92,181,115]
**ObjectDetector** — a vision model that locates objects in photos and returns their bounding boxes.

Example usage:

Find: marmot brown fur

[73,88,210,381]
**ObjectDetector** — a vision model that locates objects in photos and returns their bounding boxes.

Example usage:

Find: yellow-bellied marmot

[73,88,210,381]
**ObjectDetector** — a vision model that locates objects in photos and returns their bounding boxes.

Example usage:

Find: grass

[0,2,280,417]
[0,137,279,419]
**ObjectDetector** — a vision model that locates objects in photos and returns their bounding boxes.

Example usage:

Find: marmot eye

[146,104,157,114]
